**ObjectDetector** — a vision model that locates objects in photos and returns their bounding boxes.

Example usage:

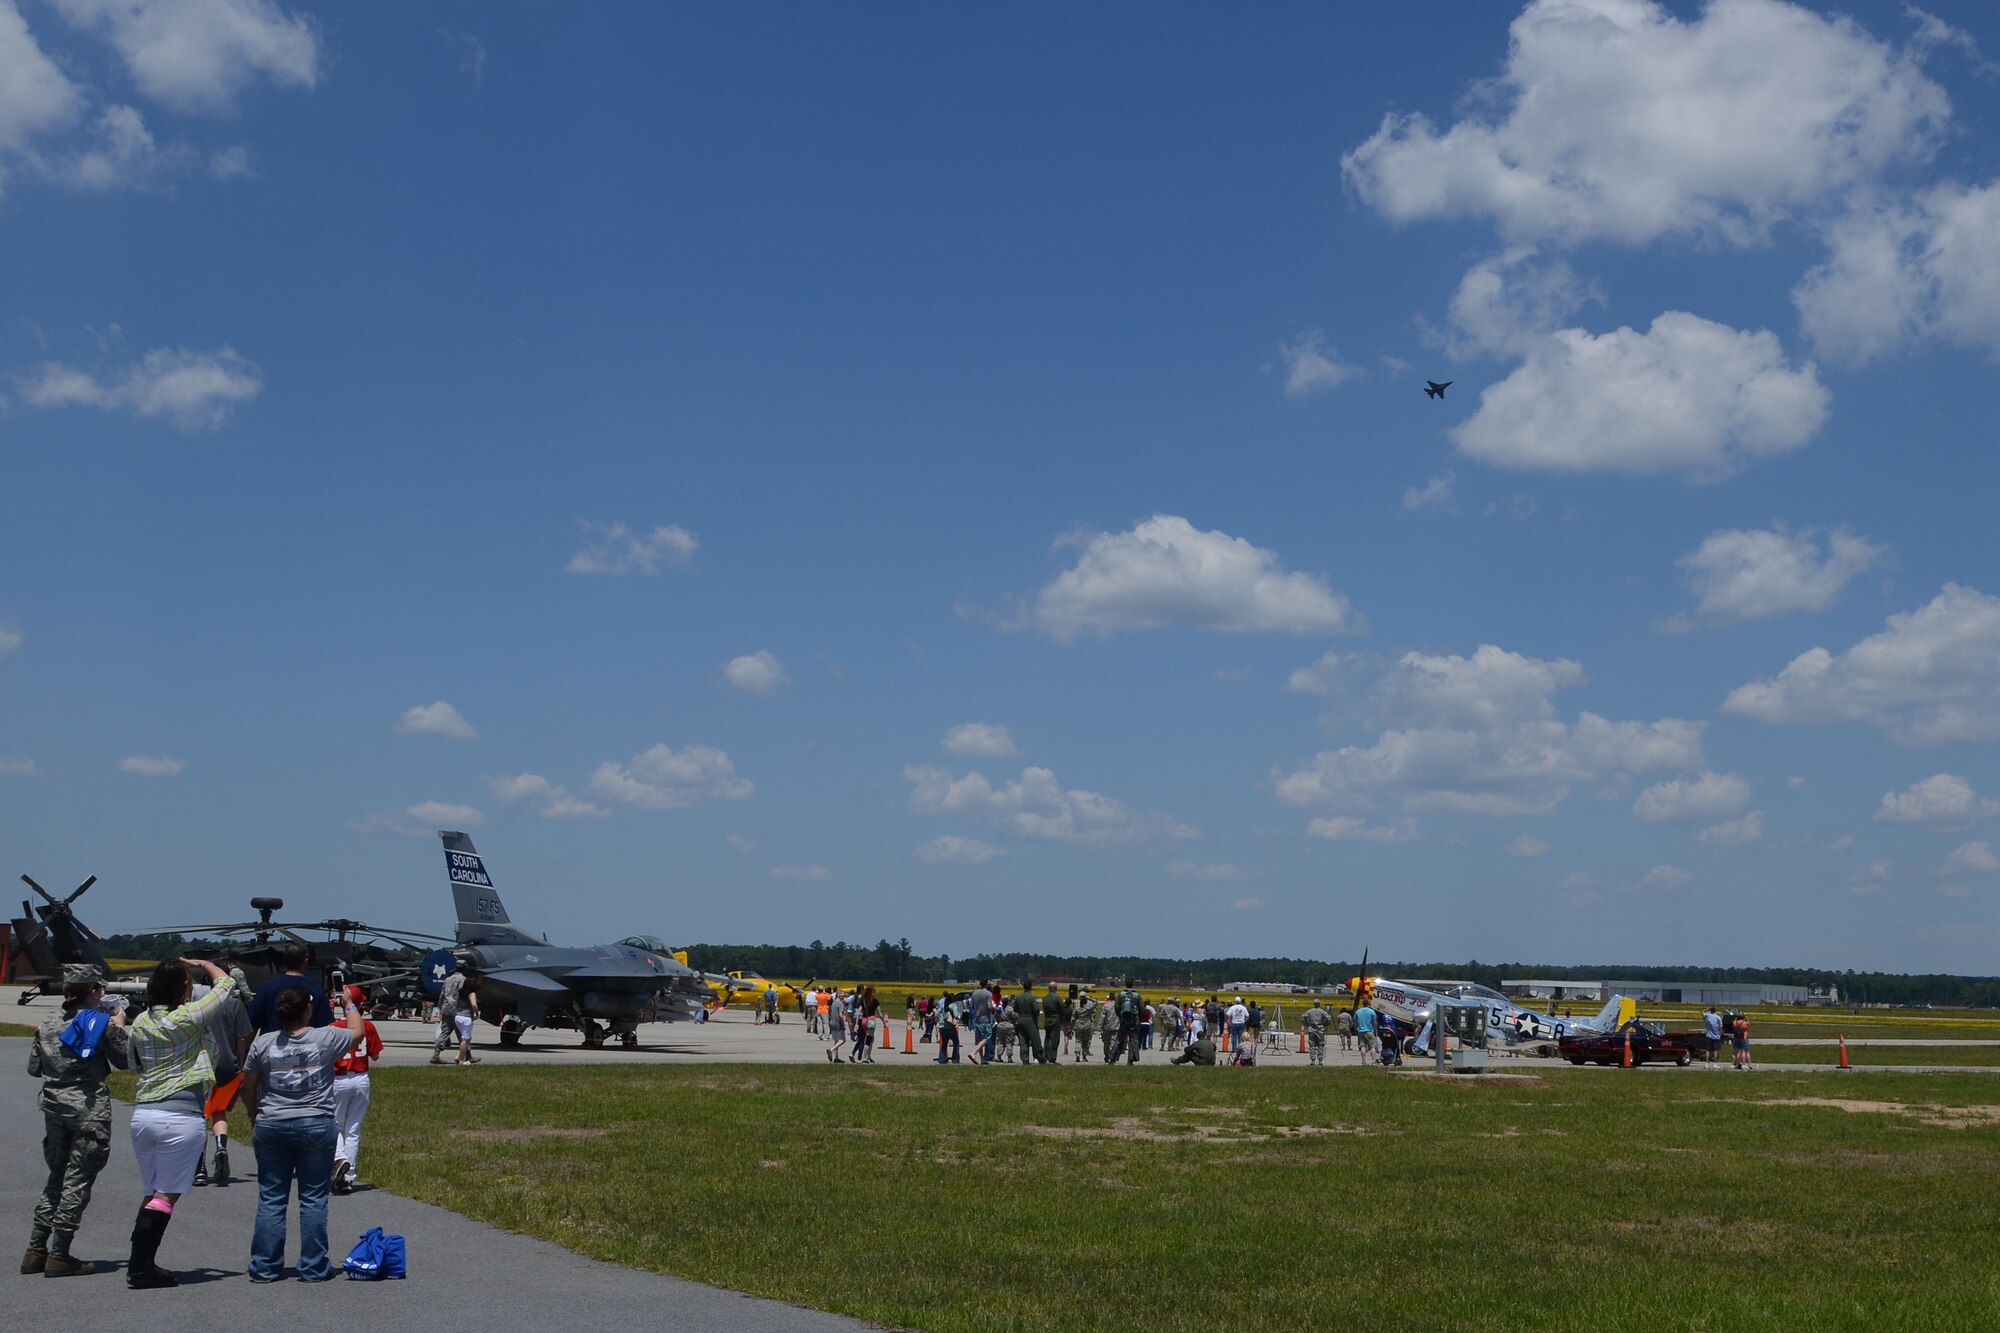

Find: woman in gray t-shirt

[239,985,365,1281]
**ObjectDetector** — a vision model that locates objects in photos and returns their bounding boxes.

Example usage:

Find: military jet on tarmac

[1424,380,1452,399]
[441,830,709,1046]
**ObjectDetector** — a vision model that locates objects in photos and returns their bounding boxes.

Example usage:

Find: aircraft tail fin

[1586,993,1635,1030]
[440,831,540,946]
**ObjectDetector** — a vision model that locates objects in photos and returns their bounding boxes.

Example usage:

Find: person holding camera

[239,982,368,1281]
[126,956,235,1288]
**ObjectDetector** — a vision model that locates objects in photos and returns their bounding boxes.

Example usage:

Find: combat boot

[21,1247,47,1274]
[44,1236,102,1277]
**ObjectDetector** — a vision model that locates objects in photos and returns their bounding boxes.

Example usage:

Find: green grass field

[0,1021,33,1038]
[365,1062,2000,1332]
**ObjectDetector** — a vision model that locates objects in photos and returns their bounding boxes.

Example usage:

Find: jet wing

[478,968,575,996]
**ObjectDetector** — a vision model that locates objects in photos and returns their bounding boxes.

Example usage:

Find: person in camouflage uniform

[1039,982,1067,1066]
[23,968,130,1277]
[1009,984,1041,1066]
[1098,992,1119,1062]
[1302,1000,1331,1066]
[1071,990,1099,1062]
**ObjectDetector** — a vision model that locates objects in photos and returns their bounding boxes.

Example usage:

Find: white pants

[332,1072,371,1171]
[131,1104,205,1195]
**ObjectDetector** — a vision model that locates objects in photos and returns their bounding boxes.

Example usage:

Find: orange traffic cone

[1621,1026,1633,1069]
[1220,1028,1230,1054]
[1838,1033,1850,1070]
[904,1021,915,1055]
[1298,1028,1307,1054]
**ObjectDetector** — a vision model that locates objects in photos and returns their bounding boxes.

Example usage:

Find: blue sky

[5,1,2000,973]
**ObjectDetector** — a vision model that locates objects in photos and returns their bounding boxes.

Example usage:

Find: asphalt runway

[0,1035,870,1330]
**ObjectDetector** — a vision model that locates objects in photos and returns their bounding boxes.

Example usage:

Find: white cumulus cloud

[942,723,1018,758]
[1276,645,1703,818]
[1439,248,1601,359]
[1697,810,1767,847]
[0,2,82,155]
[53,0,321,113]
[1723,584,2000,744]
[769,864,830,883]
[1942,841,1998,875]
[1341,0,1948,248]
[1450,314,1828,479]
[1401,473,1456,513]
[350,800,484,836]
[1279,330,1359,396]
[1033,515,1362,641]
[564,521,697,575]
[1632,864,1693,892]
[1633,771,1752,824]
[20,346,261,429]
[1873,774,1998,829]
[1796,180,2000,365]
[723,651,789,698]
[916,835,1005,865]
[0,623,21,658]
[1286,651,1347,696]
[725,833,756,853]
[905,763,1195,845]
[0,754,40,776]
[395,700,477,741]
[1505,833,1551,859]
[589,744,753,810]
[484,772,605,819]
[117,754,183,777]
[1679,526,1885,623]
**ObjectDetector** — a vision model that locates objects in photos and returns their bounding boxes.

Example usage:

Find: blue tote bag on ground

[343,1226,408,1279]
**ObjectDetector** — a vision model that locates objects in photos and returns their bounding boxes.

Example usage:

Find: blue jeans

[250,1116,337,1281]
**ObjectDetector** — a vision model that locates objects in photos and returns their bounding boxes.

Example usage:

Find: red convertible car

[1558,1020,1705,1067]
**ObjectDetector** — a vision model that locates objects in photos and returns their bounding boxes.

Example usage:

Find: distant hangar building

[1502,979,1817,1006]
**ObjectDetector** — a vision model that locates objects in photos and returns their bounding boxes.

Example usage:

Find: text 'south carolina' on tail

[440,830,539,946]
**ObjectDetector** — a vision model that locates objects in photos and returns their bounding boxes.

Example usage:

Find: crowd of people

[790,981,1399,1070]
[22,943,385,1286]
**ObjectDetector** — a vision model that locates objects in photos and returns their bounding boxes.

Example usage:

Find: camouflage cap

[63,963,108,986]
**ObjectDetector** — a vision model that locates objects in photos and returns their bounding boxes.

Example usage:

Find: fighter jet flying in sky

[1425,380,1452,399]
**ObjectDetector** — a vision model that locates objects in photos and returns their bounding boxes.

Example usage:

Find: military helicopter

[127,896,459,1013]
[8,874,144,1003]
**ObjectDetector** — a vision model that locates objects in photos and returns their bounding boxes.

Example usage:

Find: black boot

[126,1207,176,1289]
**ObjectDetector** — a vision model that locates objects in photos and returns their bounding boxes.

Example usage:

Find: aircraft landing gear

[499,1017,524,1048]
[581,1018,606,1049]
[621,1031,638,1048]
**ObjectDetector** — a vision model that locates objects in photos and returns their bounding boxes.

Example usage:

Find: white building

[1502,979,1812,1006]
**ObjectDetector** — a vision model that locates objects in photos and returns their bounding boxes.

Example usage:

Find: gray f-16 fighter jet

[1425,380,1452,399]
[441,830,708,1047]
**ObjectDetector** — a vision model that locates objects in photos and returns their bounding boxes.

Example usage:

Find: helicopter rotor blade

[63,876,97,907]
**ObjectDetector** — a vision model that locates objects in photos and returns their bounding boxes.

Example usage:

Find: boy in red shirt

[330,986,384,1193]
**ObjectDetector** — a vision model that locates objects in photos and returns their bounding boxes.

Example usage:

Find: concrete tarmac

[0,1035,873,1332]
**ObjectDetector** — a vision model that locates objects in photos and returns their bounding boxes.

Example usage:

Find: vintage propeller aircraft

[1345,948,1634,1057]
[441,830,710,1046]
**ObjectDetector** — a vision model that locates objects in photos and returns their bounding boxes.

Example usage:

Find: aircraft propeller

[1348,946,1368,1012]
[22,874,104,940]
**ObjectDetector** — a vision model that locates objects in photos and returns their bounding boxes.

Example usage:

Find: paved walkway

[1,1038,874,1331]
